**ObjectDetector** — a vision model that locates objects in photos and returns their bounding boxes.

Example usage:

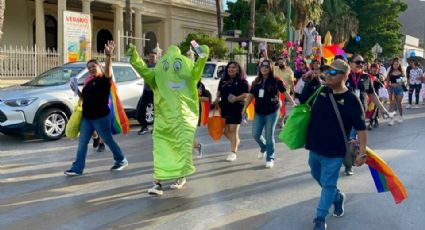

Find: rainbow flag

[365,147,408,204]
[200,101,210,126]
[109,80,130,135]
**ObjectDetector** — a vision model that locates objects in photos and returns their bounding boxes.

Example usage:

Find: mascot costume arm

[192,45,210,82]
[127,43,156,88]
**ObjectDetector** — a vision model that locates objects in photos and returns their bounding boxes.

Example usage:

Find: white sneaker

[226,153,237,162]
[406,104,411,109]
[388,111,396,119]
[414,105,420,109]
[147,183,163,196]
[257,151,266,160]
[265,160,274,168]
[170,177,186,190]
[388,119,394,126]
[398,117,403,123]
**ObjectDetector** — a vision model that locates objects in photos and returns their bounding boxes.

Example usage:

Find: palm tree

[0,0,5,40]
[248,0,255,39]
[215,0,222,38]
[319,0,358,43]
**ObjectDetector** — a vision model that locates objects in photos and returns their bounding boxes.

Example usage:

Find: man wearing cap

[299,59,367,230]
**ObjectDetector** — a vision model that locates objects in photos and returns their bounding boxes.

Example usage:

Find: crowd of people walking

[63,40,424,230]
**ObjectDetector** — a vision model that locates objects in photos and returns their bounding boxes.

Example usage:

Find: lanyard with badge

[258,79,265,98]
[350,73,361,98]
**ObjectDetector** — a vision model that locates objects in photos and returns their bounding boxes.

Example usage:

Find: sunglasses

[324,69,345,76]
[354,60,365,65]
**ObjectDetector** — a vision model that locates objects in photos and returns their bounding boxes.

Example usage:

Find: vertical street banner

[63,11,91,63]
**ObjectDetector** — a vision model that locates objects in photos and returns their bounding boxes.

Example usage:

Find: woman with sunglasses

[242,60,295,168]
[345,54,391,175]
[214,61,249,162]
[65,41,128,176]
[294,60,310,101]
[386,58,405,125]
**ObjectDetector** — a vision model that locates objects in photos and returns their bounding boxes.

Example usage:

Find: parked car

[0,62,152,140]
[201,61,227,102]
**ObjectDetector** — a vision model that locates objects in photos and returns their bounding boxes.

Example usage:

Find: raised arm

[127,43,156,87]
[104,41,114,78]
[192,45,210,81]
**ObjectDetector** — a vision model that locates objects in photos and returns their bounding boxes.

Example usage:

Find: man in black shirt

[136,51,157,135]
[301,59,367,230]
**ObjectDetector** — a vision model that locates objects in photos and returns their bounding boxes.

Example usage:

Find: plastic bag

[279,86,323,149]
[378,87,389,100]
[207,109,225,142]
[66,100,82,139]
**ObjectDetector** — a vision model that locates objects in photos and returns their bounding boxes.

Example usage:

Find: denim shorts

[389,86,404,96]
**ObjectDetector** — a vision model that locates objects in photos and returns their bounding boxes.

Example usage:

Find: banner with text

[63,11,91,63]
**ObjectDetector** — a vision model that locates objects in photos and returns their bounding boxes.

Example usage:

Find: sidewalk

[0,79,29,88]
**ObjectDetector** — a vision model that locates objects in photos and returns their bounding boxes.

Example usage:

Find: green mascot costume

[128,44,209,195]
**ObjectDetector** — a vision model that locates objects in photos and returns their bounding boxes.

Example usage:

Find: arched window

[33,15,57,50]
[145,31,157,54]
[96,29,113,52]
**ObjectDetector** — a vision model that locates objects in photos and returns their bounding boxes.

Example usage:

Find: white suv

[0,62,150,140]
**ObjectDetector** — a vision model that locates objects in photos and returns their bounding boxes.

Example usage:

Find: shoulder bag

[329,92,366,166]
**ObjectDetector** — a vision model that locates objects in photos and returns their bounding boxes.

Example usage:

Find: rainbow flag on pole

[109,80,130,135]
[365,147,408,204]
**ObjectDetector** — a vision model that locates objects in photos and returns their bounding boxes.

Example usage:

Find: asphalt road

[0,106,424,230]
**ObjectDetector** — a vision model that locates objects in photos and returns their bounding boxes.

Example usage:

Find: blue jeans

[70,115,127,174]
[252,110,279,161]
[308,151,344,219]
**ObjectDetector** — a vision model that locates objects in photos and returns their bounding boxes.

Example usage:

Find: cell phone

[190,40,206,58]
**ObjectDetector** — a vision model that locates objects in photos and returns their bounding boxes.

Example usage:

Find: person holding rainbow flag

[65,41,128,176]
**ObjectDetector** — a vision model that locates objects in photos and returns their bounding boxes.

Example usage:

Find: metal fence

[0,45,59,79]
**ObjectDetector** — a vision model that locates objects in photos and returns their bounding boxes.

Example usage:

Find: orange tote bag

[207,109,225,142]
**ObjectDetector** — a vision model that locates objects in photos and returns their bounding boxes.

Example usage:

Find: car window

[78,72,90,85]
[217,65,225,79]
[113,66,139,83]
[203,63,216,78]
[25,66,85,86]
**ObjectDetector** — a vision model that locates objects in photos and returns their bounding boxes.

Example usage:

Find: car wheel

[37,108,68,141]
[145,102,154,124]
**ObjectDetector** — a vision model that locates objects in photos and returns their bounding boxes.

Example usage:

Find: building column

[134,7,143,55]
[82,0,92,15]
[58,0,66,64]
[113,4,124,59]
[35,0,46,49]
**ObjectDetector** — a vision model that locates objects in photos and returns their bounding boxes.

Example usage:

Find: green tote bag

[279,86,323,150]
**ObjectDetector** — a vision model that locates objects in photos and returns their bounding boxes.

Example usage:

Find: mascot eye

[173,60,182,72]
[163,61,169,71]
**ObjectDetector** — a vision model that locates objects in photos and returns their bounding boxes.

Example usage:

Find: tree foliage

[224,0,286,39]
[319,0,358,44]
[344,0,407,58]
[179,32,228,59]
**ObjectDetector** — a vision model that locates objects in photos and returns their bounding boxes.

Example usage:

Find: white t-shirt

[379,66,387,77]
[409,68,423,85]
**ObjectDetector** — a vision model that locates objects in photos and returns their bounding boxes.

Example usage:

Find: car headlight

[3,97,38,107]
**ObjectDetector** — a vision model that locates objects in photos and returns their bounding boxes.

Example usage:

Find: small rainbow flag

[366,147,408,204]
[200,101,210,126]
[109,80,130,135]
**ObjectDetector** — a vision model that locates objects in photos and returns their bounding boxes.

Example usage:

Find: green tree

[224,0,286,39]
[319,0,358,43]
[344,0,407,58]
[223,0,250,37]
[179,32,228,59]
